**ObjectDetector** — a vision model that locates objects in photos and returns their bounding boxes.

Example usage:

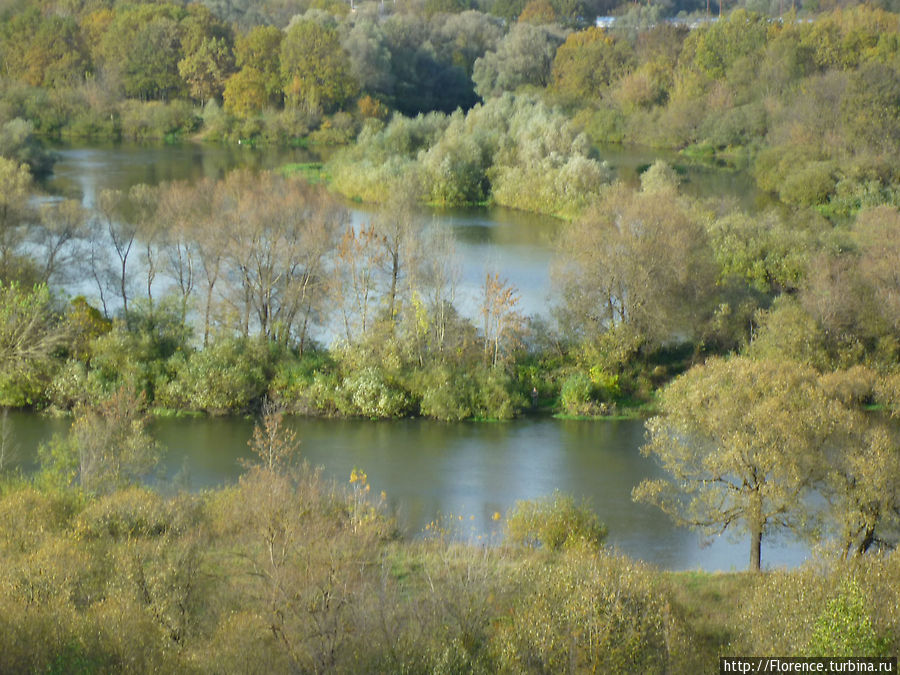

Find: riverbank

[0,474,895,673]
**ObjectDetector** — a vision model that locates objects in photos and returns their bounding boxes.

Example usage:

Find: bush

[560,372,593,415]
[338,366,414,418]
[86,327,173,403]
[158,337,270,414]
[308,111,357,145]
[506,491,607,551]
[470,367,523,420]
[736,555,900,657]
[417,365,474,422]
[494,548,675,673]
[118,100,200,141]
[73,487,172,540]
[806,579,884,657]
[268,351,338,414]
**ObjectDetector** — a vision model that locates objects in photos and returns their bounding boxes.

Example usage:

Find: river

[24,141,807,572]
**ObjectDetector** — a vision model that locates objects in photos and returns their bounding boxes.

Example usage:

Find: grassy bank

[0,469,896,674]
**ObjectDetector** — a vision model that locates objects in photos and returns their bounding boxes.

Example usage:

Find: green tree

[234,25,283,103]
[223,68,270,117]
[551,27,635,102]
[472,23,565,98]
[0,283,68,406]
[280,19,358,114]
[633,357,852,571]
[97,4,188,101]
[178,36,234,105]
[681,9,769,80]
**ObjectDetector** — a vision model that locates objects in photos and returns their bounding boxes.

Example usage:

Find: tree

[155,181,200,326]
[554,180,717,348]
[223,67,270,117]
[841,62,900,154]
[34,200,89,286]
[823,419,900,557]
[281,20,358,114]
[551,27,635,102]
[472,23,565,98]
[0,283,69,406]
[98,4,188,100]
[235,25,283,102]
[93,189,136,317]
[633,357,853,571]
[404,227,461,364]
[0,10,89,89]
[221,172,342,347]
[39,386,161,493]
[481,273,523,367]
[0,158,34,284]
[373,182,422,330]
[341,19,394,95]
[178,36,234,105]
[853,206,900,334]
[244,402,302,474]
[518,0,556,25]
[681,9,768,80]
[334,223,384,344]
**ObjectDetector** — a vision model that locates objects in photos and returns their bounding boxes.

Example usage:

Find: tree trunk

[750,525,762,571]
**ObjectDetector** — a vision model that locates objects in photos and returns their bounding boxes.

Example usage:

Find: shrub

[493,548,674,673]
[268,351,338,414]
[158,337,270,414]
[417,365,474,422]
[338,366,414,418]
[506,491,607,551]
[470,367,523,420]
[560,372,593,415]
[806,579,883,657]
[118,100,200,141]
[73,487,172,540]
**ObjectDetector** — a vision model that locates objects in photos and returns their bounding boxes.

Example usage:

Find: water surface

[6,411,809,572]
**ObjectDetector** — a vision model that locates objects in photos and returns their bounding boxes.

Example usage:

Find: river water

[4,409,809,572]
[23,141,807,571]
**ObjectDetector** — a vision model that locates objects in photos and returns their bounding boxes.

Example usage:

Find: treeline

[5,0,900,218]
[0,0,525,144]
[3,160,900,420]
[323,5,900,216]
[0,406,897,672]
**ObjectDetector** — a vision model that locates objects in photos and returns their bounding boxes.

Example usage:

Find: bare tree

[156,181,202,326]
[221,172,343,346]
[95,188,136,316]
[34,199,89,285]
[334,223,384,344]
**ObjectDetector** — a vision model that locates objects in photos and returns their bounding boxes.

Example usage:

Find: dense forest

[2,0,900,668]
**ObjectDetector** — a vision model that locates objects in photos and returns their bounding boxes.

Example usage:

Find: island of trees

[1,0,900,668]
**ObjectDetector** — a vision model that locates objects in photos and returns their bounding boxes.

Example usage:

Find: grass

[662,570,761,663]
[149,407,207,418]
[278,162,328,184]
